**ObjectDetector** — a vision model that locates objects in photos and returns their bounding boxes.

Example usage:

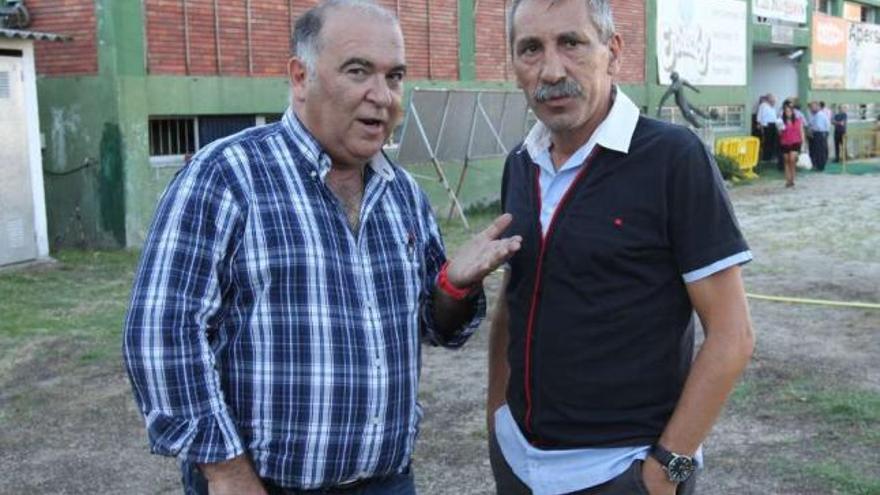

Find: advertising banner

[846,22,880,90]
[812,13,848,89]
[752,0,807,24]
[656,0,747,86]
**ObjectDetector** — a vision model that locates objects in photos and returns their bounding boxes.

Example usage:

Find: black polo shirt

[501,116,751,449]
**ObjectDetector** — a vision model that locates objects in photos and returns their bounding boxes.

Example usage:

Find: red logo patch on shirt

[613,217,624,228]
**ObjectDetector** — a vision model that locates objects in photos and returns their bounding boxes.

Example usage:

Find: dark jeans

[488,433,697,495]
[761,125,779,163]
[181,461,416,495]
[809,131,829,171]
[834,131,845,162]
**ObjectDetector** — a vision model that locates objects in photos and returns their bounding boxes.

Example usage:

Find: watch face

[667,456,695,483]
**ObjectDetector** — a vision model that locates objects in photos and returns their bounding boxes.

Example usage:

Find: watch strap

[649,443,675,467]
[650,444,696,483]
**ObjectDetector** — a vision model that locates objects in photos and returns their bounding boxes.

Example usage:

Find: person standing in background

[833,104,848,163]
[757,94,779,163]
[809,101,831,172]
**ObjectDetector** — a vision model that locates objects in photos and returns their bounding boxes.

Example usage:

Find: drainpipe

[183,0,191,74]
[426,0,433,79]
[246,0,253,75]
[213,0,222,74]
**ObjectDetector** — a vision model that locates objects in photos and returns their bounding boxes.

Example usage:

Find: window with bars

[149,117,197,158]
[149,115,271,167]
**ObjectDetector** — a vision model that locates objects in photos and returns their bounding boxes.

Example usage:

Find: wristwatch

[649,444,696,483]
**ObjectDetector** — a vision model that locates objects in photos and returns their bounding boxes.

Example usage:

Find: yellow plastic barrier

[715,137,760,179]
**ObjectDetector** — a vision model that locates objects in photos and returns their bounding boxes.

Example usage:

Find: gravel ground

[1,171,878,494]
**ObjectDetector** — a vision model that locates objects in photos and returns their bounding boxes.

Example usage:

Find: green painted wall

[38,0,138,249]
[38,0,880,248]
[38,76,122,247]
[458,0,476,81]
[122,76,291,245]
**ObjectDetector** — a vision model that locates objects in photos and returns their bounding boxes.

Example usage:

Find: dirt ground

[1,171,878,494]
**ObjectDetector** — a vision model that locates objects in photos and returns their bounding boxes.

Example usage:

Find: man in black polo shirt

[486,1,755,494]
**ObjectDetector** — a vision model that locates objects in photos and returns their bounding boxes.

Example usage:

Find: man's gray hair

[291,0,397,75]
[507,0,616,49]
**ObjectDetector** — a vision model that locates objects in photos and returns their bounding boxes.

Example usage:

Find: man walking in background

[487,1,755,494]
[809,101,831,171]
[123,1,520,493]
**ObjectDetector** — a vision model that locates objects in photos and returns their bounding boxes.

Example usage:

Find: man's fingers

[496,237,521,255]
[486,237,521,270]
[480,213,514,240]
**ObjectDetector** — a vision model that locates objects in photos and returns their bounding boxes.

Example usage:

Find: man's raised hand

[446,213,522,288]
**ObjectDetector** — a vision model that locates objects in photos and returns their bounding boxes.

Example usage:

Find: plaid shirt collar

[282,107,396,183]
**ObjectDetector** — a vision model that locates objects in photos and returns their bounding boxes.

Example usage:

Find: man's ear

[288,57,309,103]
[607,33,623,76]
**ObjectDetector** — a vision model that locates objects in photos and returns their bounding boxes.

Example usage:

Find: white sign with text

[752,0,807,24]
[656,0,747,86]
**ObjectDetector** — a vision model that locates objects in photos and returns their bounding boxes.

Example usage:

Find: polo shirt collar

[281,107,396,182]
[521,86,640,171]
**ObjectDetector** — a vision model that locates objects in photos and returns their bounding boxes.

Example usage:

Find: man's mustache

[534,79,584,103]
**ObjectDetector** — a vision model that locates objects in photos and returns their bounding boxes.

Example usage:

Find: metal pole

[142,0,150,73]
[246,0,254,75]
[503,0,509,80]
[183,0,191,75]
[496,92,510,154]
[448,94,481,222]
[477,97,509,155]
[411,102,470,229]
[426,0,433,79]
[433,92,453,156]
[214,0,222,74]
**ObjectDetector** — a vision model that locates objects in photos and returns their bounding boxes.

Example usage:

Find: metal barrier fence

[395,88,531,228]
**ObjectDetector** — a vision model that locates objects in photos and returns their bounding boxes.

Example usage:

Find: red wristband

[437,261,476,301]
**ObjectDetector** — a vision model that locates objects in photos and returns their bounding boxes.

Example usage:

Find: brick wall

[613,0,645,84]
[397,0,459,79]
[475,0,511,81]
[474,0,645,83]
[26,0,98,75]
[145,0,458,79]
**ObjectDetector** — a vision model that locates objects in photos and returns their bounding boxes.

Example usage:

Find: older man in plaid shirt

[122,2,521,494]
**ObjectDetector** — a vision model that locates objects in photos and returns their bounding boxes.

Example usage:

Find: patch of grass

[814,389,880,424]
[438,211,500,254]
[728,378,759,406]
[0,212,499,350]
[0,216,498,364]
[823,160,880,176]
[805,462,880,495]
[732,369,880,493]
[768,457,880,495]
[0,250,139,361]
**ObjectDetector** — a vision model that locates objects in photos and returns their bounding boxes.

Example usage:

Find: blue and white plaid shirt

[123,109,484,489]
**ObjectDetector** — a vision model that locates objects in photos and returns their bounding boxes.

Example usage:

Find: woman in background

[779,103,805,188]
